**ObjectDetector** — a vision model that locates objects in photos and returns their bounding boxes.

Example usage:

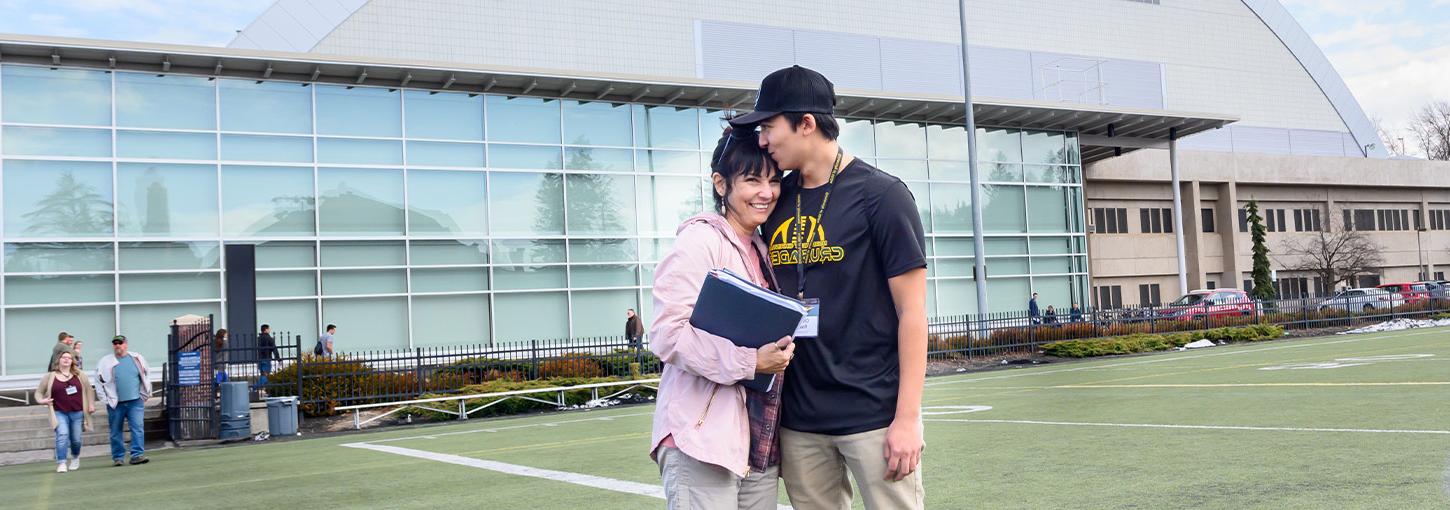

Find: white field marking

[921,405,993,415]
[1260,353,1434,371]
[924,418,1450,435]
[925,329,1449,388]
[367,411,655,444]
[1051,382,1450,389]
[342,442,794,510]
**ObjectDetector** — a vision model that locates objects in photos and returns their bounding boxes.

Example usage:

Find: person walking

[95,335,152,466]
[1029,292,1041,325]
[625,309,645,349]
[34,351,95,473]
[256,324,279,394]
[48,332,75,374]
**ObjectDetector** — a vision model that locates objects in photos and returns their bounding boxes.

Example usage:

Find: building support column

[1219,182,1244,289]
[1169,128,1188,295]
[1422,196,1434,280]
[1180,180,1206,291]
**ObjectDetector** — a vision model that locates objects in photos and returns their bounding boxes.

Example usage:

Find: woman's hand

[35,397,53,405]
[755,336,795,374]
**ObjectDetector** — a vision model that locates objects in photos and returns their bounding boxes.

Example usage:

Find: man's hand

[882,416,923,481]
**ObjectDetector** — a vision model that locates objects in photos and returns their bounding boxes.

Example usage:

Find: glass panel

[118,242,220,271]
[904,181,931,233]
[1027,186,1072,233]
[638,176,703,234]
[1023,131,1067,164]
[563,101,632,146]
[875,121,927,159]
[5,306,112,375]
[1033,276,1074,310]
[4,243,113,273]
[406,141,485,167]
[220,135,313,163]
[121,302,220,365]
[839,118,876,158]
[927,125,971,160]
[644,238,675,262]
[256,242,315,269]
[569,239,637,263]
[985,237,1028,256]
[986,257,1029,276]
[641,289,654,325]
[408,170,487,235]
[566,174,636,235]
[493,292,567,342]
[937,279,977,316]
[488,172,564,235]
[489,144,562,170]
[317,168,405,235]
[879,160,927,180]
[935,237,975,257]
[929,183,972,234]
[1030,237,1072,255]
[411,267,489,293]
[699,109,728,151]
[410,240,488,266]
[929,161,970,180]
[634,105,699,149]
[571,290,638,337]
[1,66,111,125]
[1033,256,1073,274]
[493,265,566,290]
[116,163,219,237]
[257,270,317,298]
[221,165,316,236]
[570,264,637,288]
[117,131,217,160]
[486,96,560,144]
[115,72,215,130]
[218,79,311,134]
[2,127,111,157]
[491,239,564,264]
[412,294,490,345]
[2,160,114,237]
[984,162,1023,183]
[986,277,1031,313]
[119,272,220,302]
[5,275,113,305]
[982,185,1026,233]
[319,241,405,267]
[636,150,701,174]
[565,147,632,172]
[315,85,400,137]
[1065,132,1081,165]
[321,297,409,351]
[405,90,483,141]
[935,259,975,278]
[926,281,938,318]
[1026,165,1071,184]
[321,269,405,295]
[317,138,403,165]
[257,300,318,349]
[978,128,1022,162]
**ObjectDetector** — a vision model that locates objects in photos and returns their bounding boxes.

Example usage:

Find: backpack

[313,340,325,356]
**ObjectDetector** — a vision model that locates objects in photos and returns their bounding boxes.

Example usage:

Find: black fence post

[416,347,424,398]
[295,334,304,405]
[531,340,540,379]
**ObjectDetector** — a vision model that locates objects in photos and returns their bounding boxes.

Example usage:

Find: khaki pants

[657,446,780,510]
[779,427,924,510]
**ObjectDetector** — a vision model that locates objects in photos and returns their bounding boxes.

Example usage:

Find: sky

[0,0,1445,155]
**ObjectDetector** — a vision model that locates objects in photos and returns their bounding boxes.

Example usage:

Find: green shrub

[402,376,639,421]
[1041,324,1282,358]
[266,354,471,417]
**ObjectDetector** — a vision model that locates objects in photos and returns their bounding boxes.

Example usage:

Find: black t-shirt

[765,158,927,435]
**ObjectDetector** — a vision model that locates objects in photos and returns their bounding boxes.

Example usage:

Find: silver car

[1317,288,1405,312]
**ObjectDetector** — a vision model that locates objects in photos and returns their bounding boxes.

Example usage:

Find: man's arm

[883,267,927,481]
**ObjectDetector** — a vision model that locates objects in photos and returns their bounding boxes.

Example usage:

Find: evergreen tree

[1247,200,1277,300]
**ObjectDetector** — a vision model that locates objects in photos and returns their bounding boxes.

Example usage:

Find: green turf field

[5,327,1450,509]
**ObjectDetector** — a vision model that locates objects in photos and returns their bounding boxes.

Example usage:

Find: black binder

[689,268,806,393]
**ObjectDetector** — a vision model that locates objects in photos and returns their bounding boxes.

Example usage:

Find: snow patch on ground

[1339,318,1450,335]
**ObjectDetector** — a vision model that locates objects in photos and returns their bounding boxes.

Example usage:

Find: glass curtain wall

[0,64,1085,375]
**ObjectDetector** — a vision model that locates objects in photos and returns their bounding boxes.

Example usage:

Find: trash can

[266,397,300,436]
[219,381,251,440]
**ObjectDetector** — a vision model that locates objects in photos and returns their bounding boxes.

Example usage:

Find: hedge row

[1041,324,1283,358]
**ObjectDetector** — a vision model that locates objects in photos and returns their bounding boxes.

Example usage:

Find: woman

[214,329,229,383]
[1044,305,1059,325]
[70,340,84,370]
[649,126,796,509]
[34,351,95,473]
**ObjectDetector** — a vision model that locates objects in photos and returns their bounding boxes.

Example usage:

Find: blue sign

[178,351,202,386]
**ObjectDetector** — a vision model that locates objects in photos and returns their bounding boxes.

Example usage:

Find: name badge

[65,385,79,395]
[794,298,821,338]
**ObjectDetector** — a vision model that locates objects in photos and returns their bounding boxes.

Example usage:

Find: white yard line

[367,411,655,444]
[925,418,1450,435]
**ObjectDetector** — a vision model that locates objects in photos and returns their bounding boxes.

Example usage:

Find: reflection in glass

[405,90,483,141]
[410,240,488,266]
[982,185,1026,233]
[927,125,970,160]
[564,147,632,172]
[1023,131,1067,165]
[563,101,632,147]
[219,79,311,134]
[875,121,927,159]
[411,268,489,293]
[3,160,114,237]
[634,105,699,149]
[904,181,931,233]
[3,243,114,273]
[115,72,215,129]
[879,160,928,181]
[1027,186,1071,233]
[638,176,702,234]
[116,163,218,237]
[320,241,406,267]
[117,131,217,160]
[118,242,220,271]
[406,141,485,167]
[1,66,111,125]
[221,165,315,236]
[570,264,637,288]
[488,172,564,235]
[984,162,1023,183]
[486,96,560,144]
[566,174,635,235]
[221,135,313,163]
[569,239,637,263]
[493,265,566,290]
[408,170,487,235]
[2,127,111,157]
[315,85,401,137]
[318,168,405,235]
[636,150,701,174]
[978,128,1021,162]
[317,138,403,165]
[929,183,972,233]
[491,239,564,265]
[839,118,876,158]
[489,144,562,170]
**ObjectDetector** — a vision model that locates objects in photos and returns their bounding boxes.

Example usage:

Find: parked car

[1421,281,1449,300]
[1155,289,1256,321]
[1377,282,1430,303]
[1318,288,1405,312]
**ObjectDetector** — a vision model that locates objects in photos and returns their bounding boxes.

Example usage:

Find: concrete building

[0,0,1442,378]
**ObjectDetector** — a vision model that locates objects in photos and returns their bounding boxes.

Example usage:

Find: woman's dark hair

[709,124,781,214]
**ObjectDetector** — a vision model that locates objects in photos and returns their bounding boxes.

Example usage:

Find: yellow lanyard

[793,149,845,299]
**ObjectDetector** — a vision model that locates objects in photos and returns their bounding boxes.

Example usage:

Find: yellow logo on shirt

[768,216,846,266]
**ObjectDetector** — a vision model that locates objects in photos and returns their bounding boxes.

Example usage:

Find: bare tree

[1276,212,1384,292]
[1373,115,1407,156]
[1408,101,1450,161]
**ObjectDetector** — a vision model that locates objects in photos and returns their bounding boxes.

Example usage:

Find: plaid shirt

[744,375,784,471]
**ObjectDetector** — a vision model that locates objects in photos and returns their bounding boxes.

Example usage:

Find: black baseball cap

[111,335,127,344]
[729,65,837,127]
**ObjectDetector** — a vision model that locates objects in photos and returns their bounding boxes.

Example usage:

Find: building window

[1292,209,1323,232]
[1431,210,1450,231]
[1239,208,1249,232]
[1206,281,1217,289]
[1094,285,1123,309]
[1201,208,1215,233]
[1358,275,1381,288]
[1277,277,1310,299]
[1139,208,1173,234]
[1262,208,1287,233]
[1436,272,1446,281]
[1093,207,1128,234]
[1138,283,1161,307]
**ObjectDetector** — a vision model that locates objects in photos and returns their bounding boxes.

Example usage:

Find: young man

[317,324,337,357]
[95,335,152,466]
[731,65,928,509]
[48,331,75,373]
[1029,292,1041,324]
[256,324,279,392]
